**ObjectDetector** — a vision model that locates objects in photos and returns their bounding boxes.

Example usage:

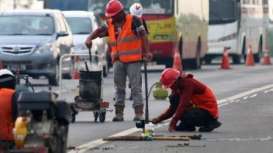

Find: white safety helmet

[0,69,15,88]
[130,3,144,18]
[0,69,14,78]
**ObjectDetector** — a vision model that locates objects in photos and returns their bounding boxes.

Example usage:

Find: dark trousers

[178,108,216,128]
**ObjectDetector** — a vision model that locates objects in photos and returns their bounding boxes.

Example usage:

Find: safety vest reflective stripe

[109,35,139,46]
[108,14,142,63]
[115,49,142,56]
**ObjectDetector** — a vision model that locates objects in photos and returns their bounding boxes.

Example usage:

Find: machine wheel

[50,125,68,153]
[48,64,59,86]
[71,114,76,123]
[99,111,106,123]
[94,112,99,122]
[103,65,108,77]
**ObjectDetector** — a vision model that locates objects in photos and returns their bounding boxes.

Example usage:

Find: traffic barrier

[172,49,183,72]
[220,47,231,69]
[261,51,271,65]
[71,56,81,80]
[245,45,255,66]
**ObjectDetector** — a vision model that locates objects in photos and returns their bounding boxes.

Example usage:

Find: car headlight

[35,43,53,54]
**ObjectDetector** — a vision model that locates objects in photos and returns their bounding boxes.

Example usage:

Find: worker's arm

[85,26,108,48]
[152,106,175,124]
[169,83,194,132]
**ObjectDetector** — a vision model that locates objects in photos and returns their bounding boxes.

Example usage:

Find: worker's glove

[151,117,161,124]
[169,118,178,132]
[85,39,92,49]
[143,52,153,61]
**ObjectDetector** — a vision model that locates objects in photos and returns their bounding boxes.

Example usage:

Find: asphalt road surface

[34,63,273,153]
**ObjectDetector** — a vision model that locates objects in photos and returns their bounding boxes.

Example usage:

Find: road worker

[127,2,149,101]
[85,0,152,122]
[0,69,17,150]
[151,68,221,132]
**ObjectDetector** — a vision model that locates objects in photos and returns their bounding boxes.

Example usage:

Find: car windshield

[0,15,54,35]
[65,17,92,34]
[88,0,174,15]
[209,0,239,24]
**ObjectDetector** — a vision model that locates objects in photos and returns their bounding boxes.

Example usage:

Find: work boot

[112,105,124,122]
[199,120,222,132]
[133,105,144,121]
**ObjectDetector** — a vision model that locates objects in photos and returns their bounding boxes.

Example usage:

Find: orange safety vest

[0,88,15,141]
[108,14,142,63]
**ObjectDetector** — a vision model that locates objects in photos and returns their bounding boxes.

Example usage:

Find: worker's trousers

[178,108,216,128]
[113,61,143,108]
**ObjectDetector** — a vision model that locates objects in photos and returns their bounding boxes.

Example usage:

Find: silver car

[0,9,73,85]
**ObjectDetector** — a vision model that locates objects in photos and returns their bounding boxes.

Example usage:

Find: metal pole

[144,60,149,123]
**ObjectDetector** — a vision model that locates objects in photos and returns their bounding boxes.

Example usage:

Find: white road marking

[69,83,273,153]
[249,94,257,98]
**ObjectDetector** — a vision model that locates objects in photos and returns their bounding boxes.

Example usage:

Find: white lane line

[69,83,273,153]
[218,84,273,106]
[249,94,257,98]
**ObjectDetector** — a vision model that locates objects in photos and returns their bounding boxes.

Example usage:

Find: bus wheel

[165,58,173,68]
[255,36,263,63]
[232,55,241,64]
[192,39,202,69]
[254,53,260,63]
[204,56,212,65]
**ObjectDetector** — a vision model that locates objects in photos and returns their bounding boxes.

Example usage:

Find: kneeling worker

[152,68,221,132]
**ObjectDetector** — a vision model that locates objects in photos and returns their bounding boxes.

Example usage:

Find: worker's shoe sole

[112,117,124,122]
[199,120,222,132]
[176,124,195,132]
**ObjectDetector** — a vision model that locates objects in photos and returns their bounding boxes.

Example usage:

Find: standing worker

[85,0,152,122]
[152,68,221,132]
[128,2,149,101]
[0,69,17,150]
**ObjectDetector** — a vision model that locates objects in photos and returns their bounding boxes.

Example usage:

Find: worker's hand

[111,53,119,63]
[168,118,178,132]
[151,117,161,124]
[143,52,153,62]
[85,38,92,49]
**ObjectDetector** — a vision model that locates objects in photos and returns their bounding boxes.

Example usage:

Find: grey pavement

[84,87,273,153]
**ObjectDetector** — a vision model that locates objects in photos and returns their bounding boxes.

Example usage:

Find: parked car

[63,11,109,77]
[0,9,74,85]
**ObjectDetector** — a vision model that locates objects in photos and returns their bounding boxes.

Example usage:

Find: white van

[63,11,109,77]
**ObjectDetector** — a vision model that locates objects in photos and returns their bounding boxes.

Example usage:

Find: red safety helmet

[105,0,124,18]
[160,68,180,88]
